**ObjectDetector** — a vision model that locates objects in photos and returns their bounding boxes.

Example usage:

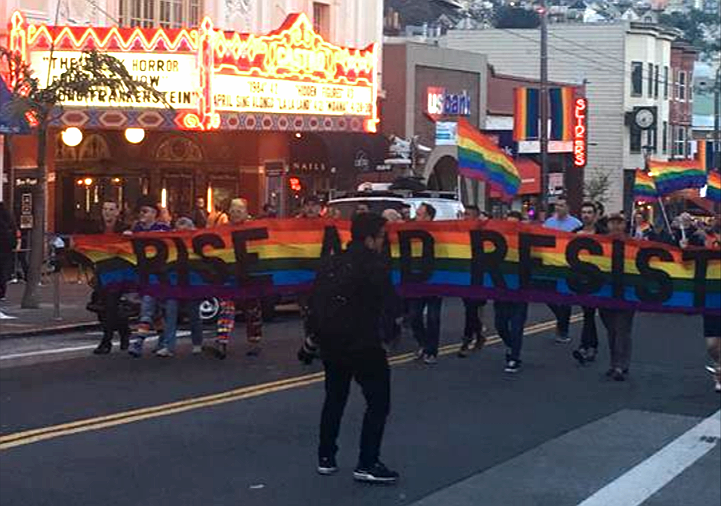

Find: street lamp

[124,128,145,144]
[61,127,83,147]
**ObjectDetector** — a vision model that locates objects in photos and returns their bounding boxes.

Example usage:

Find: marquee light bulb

[62,127,83,147]
[125,128,145,144]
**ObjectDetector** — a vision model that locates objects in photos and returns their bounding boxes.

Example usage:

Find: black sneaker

[353,461,399,484]
[317,456,338,475]
[93,342,112,355]
[572,349,587,365]
[458,342,470,358]
[504,359,521,373]
[611,368,626,382]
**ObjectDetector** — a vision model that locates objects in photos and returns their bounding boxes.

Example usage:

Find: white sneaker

[155,348,174,358]
[192,345,202,355]
[414,348,425,361]
[423,354,438,365]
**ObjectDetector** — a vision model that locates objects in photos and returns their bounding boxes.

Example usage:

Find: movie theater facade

[6,11,381,233]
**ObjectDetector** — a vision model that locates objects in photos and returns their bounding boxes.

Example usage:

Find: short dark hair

[595,202,605,215]
[581,201,597,212]
[507,210,523,221]
[420,202,437,219]
[136,195,159,214]
[351,212,387,242]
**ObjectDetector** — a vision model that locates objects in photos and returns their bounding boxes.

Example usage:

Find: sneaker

[585,348,597,362]
[192,345,203,355]
[572,348,587,365]
[423,354,438,365]
[414,348,424,361]
[504,359,521,373]
[93,342,112,355]
[317,456,338,476]
[555,334,571,344]
[353,461,399,484]
[715,380,721,393]
[155,347,174,358]
[611,368,626,382]
[128,339,143,358]
[458,342,470,358]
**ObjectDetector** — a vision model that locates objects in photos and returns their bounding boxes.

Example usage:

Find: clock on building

[633,107,656,130]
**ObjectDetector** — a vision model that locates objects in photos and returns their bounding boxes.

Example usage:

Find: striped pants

[217,299,263,344]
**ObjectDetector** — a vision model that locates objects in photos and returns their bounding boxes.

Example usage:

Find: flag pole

[645,149,673,234]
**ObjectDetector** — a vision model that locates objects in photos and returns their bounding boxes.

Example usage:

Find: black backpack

[308,253,358,353]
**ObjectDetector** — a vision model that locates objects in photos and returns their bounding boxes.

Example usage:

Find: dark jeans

[462,298,486,343]
[580,306,598,350]
[319,349,390,468]
[409,297,443,356]
[599,309,635,371]
[99,291,130,346]
[494,301,529,361]
[548,304,572,337]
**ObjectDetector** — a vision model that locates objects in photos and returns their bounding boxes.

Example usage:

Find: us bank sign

[8,12,378,132]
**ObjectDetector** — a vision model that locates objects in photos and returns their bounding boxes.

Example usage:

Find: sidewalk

[0,268,98,338]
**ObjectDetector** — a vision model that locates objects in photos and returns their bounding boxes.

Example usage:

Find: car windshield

[327,200,407,219]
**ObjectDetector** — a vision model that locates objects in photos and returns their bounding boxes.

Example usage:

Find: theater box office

[5,11,382,233]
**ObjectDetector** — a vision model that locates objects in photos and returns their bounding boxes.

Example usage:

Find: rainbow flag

[707,170,721,203]
[649,160,706,196]
[458,119,521,199]
[549,87,574,141]
[513,87,539,141]
[633,169,658,202]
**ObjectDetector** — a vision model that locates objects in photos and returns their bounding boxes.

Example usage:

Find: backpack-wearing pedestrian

[310,212,400,484]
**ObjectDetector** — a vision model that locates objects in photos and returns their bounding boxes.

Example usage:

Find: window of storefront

[631,62,643,96]
[118,0,202,28]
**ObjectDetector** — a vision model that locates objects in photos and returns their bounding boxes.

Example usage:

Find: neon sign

[573,97,587,168]
[8,12,378,132]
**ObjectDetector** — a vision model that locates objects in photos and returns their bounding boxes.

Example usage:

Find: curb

[0,322,100,340]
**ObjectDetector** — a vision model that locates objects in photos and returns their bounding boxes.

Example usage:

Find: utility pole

[539,0,549,211]
[714,65,720,172]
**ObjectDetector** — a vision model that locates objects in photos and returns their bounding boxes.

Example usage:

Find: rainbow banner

[707,170,721,203]
[513,87,539,141]
[649,160,707,196]
[633,169,658,202]
[458,119,521,200]
[549,87,574,141]
[70,219,721,315]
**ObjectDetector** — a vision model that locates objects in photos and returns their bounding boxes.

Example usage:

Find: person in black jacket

[313,212,400,484]
[0,202,17,301]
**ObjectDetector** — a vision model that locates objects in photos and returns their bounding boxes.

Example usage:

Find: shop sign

[9,12,378,132]
[435,122,458,146]
[573,98,588,168]
[291,162,327,173]
[427,87,471,119]
[353,150,370,172]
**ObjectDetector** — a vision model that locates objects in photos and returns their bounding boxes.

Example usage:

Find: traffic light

[289,177,302,192]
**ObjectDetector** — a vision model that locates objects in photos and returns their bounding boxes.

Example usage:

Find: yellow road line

[0,315,580,451]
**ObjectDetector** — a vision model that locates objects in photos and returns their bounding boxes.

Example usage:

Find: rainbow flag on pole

[707,170,721,203]
[633,169,658,202]
[648,160,707,196]
[549,87,574,141]
[458,119,521,200]
[513,87,539,141]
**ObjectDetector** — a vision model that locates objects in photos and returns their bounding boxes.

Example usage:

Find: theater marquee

[8,12,379,132]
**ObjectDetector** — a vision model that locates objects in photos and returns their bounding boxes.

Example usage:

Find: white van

[327,190,464,221]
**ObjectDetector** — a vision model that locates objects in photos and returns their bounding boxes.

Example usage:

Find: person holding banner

[212,198,263,359]
[571,202,604,365]
[458,205,487,358]
[409,203,444,365]
[494,211,529,374]
[599,214,636,382]
[544,196,581,344]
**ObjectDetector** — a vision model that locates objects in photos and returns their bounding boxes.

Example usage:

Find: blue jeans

[139,295,156,325]
[494,301,528,362]
[409,297,443,356]
[161,299,203,352]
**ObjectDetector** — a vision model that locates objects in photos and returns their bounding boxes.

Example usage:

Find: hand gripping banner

[70,219,721,315]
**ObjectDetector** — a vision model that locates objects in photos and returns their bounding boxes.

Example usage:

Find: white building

[0,1,382,54]
[444,21,678,212]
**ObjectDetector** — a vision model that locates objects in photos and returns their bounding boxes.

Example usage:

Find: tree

[0,48,168,309]
[583,168,613,205]
[494,6,540,29]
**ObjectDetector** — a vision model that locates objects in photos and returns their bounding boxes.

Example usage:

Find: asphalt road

[0,301,719,506]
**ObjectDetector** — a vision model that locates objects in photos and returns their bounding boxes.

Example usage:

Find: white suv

[327,189,464,221]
